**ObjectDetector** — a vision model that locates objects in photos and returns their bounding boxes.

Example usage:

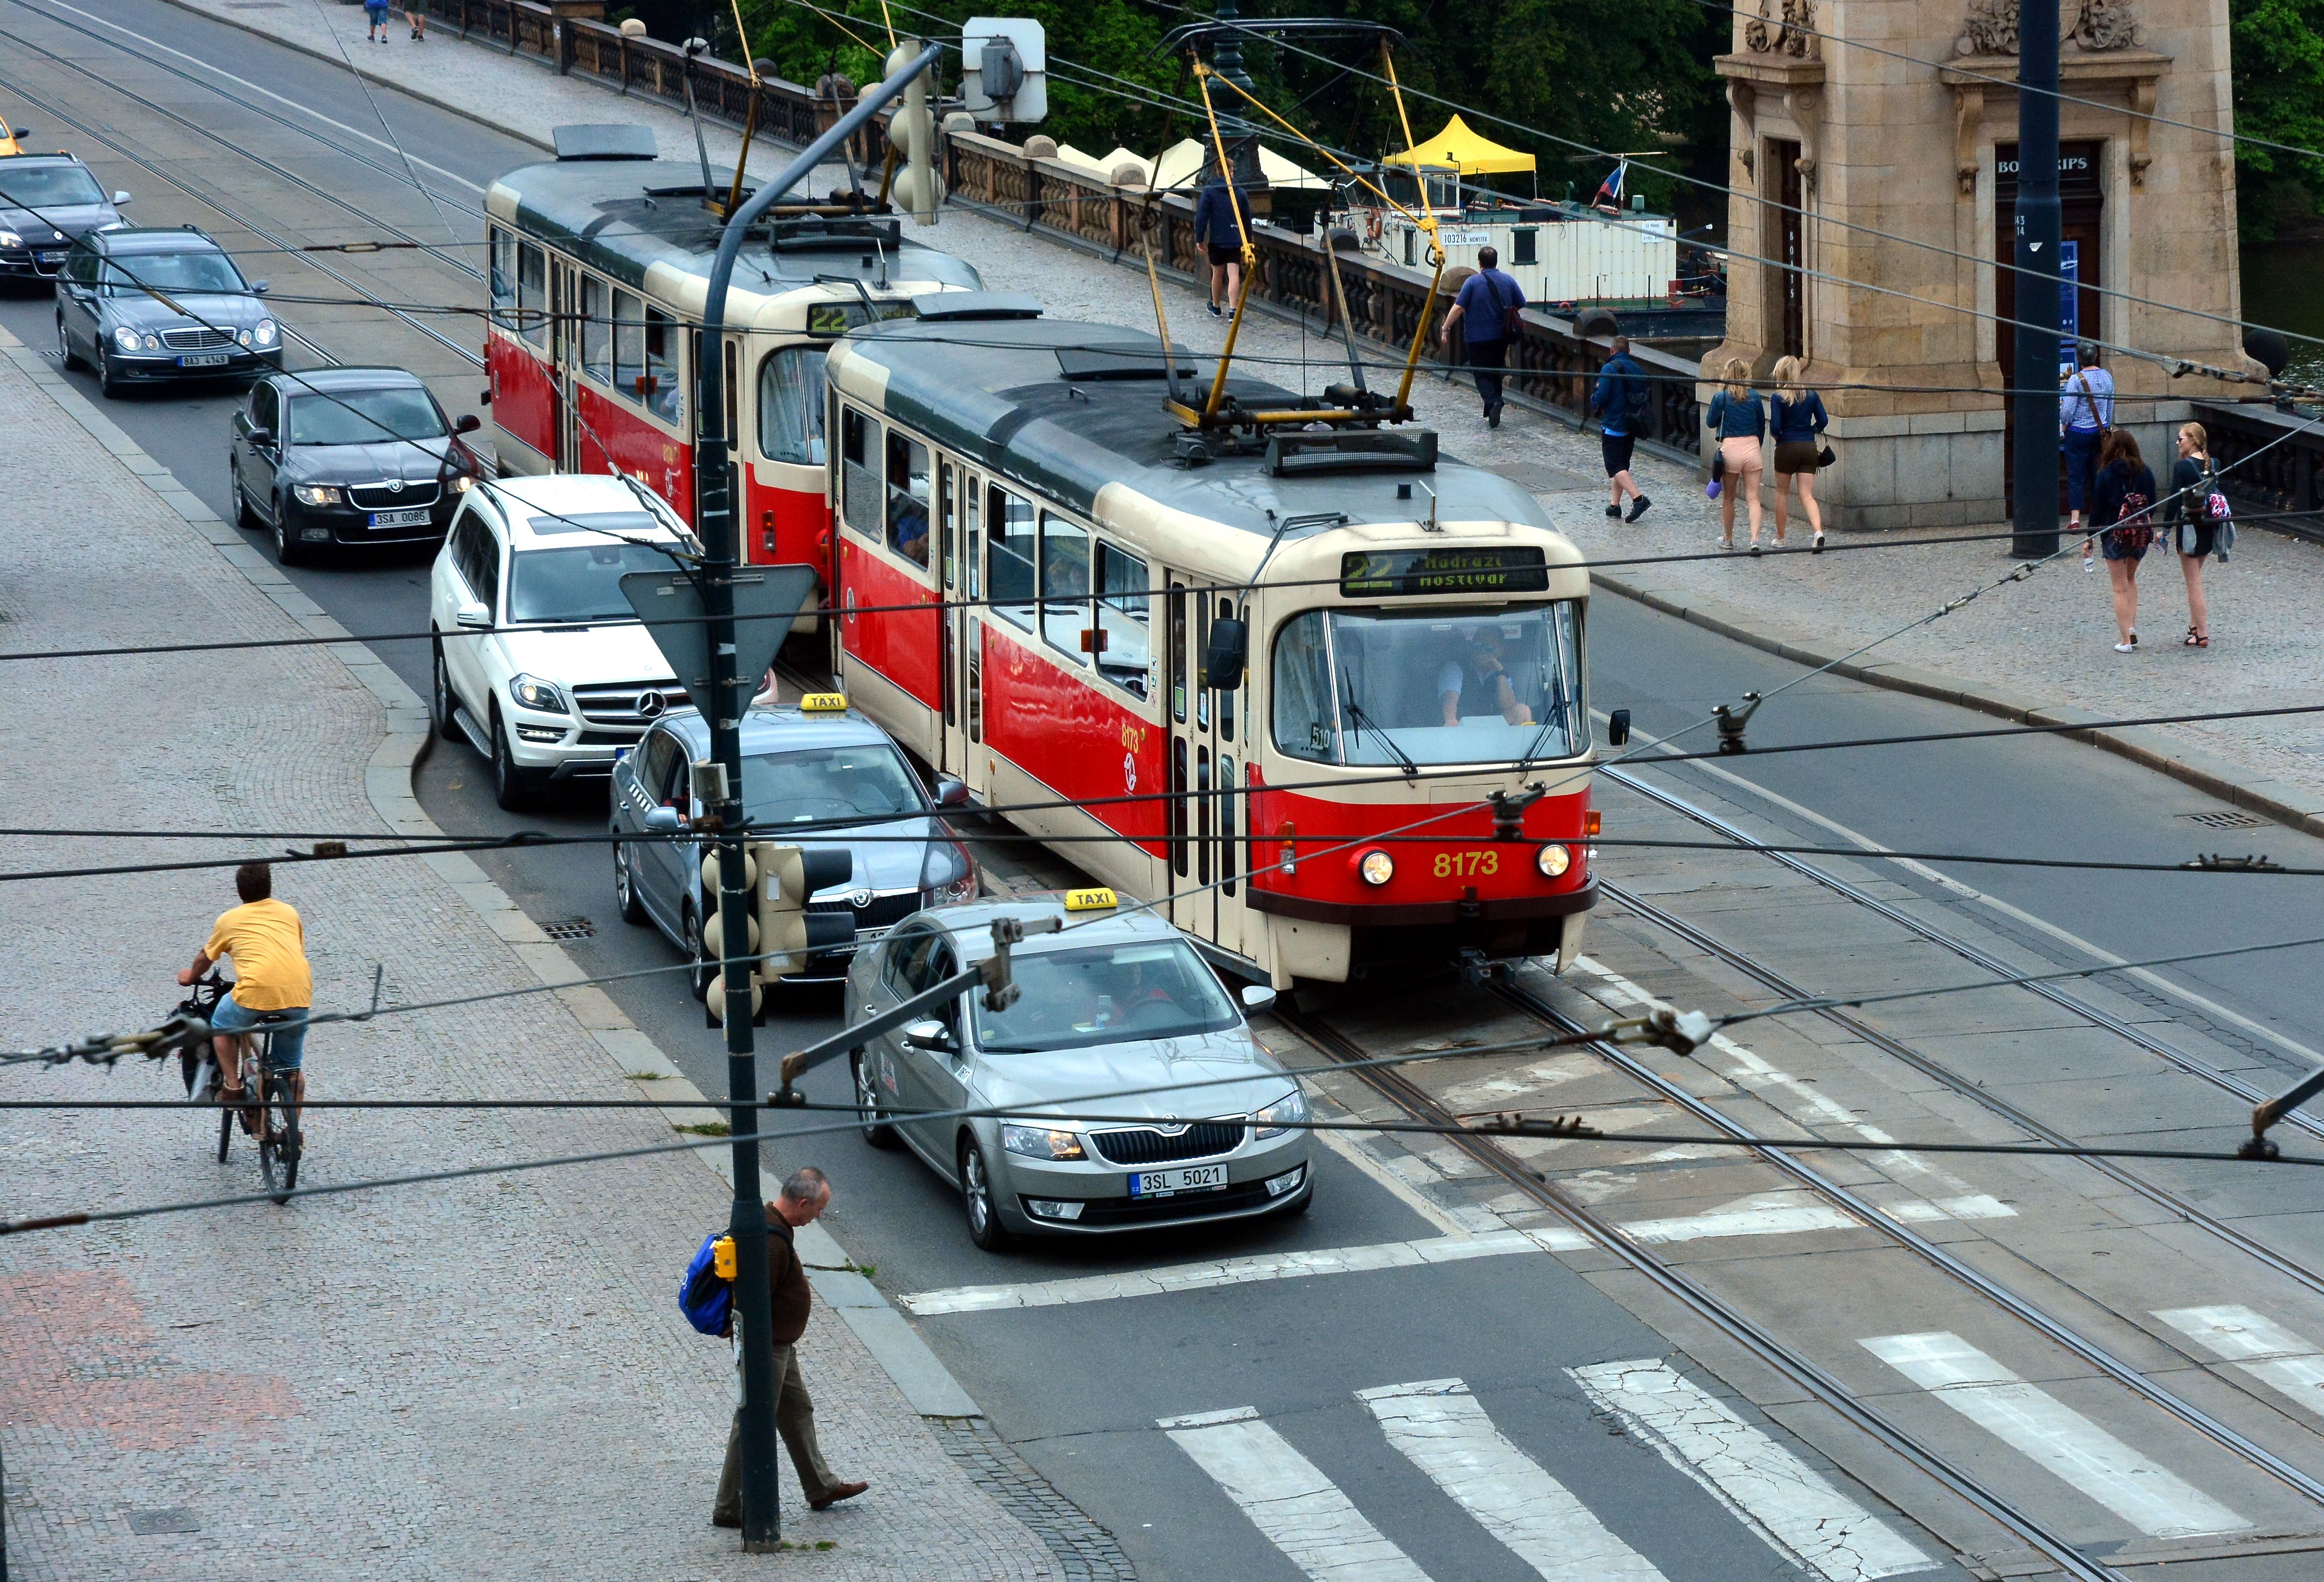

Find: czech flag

[1595,161,1625,206]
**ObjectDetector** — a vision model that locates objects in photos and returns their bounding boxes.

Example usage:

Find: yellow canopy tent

[1382,114,1536,176]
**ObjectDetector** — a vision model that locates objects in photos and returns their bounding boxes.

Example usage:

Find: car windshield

[742,745,924,825]
[101,250,245,295]
[971,940,1240,1053]
[0,165,103,208]
[1271,603,1581,767]
[504,541,680,623]
[286,387,446,446]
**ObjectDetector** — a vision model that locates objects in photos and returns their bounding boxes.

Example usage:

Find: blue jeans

[2063,426,2104,511]
[213,995,308,1071]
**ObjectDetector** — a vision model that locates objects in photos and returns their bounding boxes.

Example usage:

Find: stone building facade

[1708,0,2258,529]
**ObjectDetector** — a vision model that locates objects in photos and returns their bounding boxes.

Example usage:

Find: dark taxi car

[230,368,485,565]
[0,153,129,282]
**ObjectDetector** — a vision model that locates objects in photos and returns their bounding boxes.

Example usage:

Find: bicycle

[175,972,303,1203]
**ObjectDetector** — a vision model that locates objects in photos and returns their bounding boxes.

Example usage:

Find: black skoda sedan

[229,367,485,564]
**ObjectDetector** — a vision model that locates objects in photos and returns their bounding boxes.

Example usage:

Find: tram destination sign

[1340,546,1549,598]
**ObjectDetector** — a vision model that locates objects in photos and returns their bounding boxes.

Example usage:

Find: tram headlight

[1536,843,1572,878]
[1358,849,1394,886]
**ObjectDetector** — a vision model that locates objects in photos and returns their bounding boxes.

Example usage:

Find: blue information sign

[2057,240,2079,376]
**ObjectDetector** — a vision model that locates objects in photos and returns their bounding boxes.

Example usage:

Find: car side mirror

[1605,708,1631,748]
[454,600,491,630]
[113,191,131,205]
[934,776,970,807]
[248,280,269,295]
[901,1019,955,1052]
[642,806,683,834]
[454,413,481,434]
[245,427,273,450]
[1202,617,1248,692]
[1240,984,1278,1013]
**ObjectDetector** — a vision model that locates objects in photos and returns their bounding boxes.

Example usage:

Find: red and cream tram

[480,125,982,585]
[823,298,1600,986]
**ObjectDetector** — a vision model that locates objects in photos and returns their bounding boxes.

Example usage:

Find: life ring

[1363,209,1383,244]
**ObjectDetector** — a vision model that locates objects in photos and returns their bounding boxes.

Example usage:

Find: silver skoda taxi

[846,892,1313,1249]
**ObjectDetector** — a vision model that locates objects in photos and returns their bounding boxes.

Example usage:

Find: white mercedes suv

[429,473,695,808]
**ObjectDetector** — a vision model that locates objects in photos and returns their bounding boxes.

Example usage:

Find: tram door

[551,261,579,470]
[1162,575,1247,955]
[936,458,969,779]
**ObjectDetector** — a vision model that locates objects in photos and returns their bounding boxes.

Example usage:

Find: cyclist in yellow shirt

[178,862,313,1110]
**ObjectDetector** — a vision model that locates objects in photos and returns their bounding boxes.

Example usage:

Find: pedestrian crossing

[1164,1364,1937,1582]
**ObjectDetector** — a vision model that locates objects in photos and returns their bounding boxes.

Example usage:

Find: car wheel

[428,634,460,738]
[613,836,648,925]
[230,461,259,530]
[680,902,716,1000]
[852,1049,902,1151]
[96,350,123,400]
[489,704,540,811]
[55,314,81,372]
[272,495,310,566]
[960,1134,1015,1252]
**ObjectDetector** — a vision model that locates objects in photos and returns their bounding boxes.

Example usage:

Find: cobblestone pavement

[163,0,2324,825]
[0,339,1064,1578]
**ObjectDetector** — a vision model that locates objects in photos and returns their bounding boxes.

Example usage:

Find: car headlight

[1001,1123,1085,1161]
[292,483,342,506]
[1536,842,1572,878]
[254,319,277,348]
[1358,849,1394,886]
[1255,1086,1309,1139]
[450,474,476,493]
[111,326,140,352]
[0,232,21,248]
[918,840,976,902]
[508,673,567,713]
[236,328,252,347]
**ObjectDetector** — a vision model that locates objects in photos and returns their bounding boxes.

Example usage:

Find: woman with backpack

[2164,422,2225,648]
[1767,356,1829,551]
[1704,358,1766,551]
[2084,429,2158,653]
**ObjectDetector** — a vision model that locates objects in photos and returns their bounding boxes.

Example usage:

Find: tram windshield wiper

[1341,671,1418,781]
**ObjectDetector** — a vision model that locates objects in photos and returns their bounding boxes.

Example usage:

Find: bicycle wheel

[216,1097,233,1163]
[269,1071,301,1201]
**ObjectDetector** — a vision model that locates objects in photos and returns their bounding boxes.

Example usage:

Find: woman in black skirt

[2085,429,2158,653]
[2164,422,2219,648]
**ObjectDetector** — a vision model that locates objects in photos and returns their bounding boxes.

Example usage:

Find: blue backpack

[680,1232,735,1337]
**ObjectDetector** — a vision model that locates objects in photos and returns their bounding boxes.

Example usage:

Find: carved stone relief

[1743,0,1818,57]
[1954,0,2142,56]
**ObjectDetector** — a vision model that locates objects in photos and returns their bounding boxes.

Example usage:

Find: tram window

[1216,597,1236,741]
[1171,738,1189,878]
[1195,596,1210,731]
[1271,611,1336,763]
[1093,543,1149,699]
[987,487,1036,627]
[517,241,547,348]
[643,306,684,424]
[1220,755,1237,895]
[489,228,515,331]
[965,473,982,600]
[579,276,610,384]
[1197,748,1212,886]
[1169,585,1187,724]
[938,463,956,588]
[1039,514,1091,666]
[839,408,881,536]
[885,432,932,567]
[612,290,644,403]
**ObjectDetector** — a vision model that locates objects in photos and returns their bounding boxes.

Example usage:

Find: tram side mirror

[1605,708,1632,748]
[1240,984,1277,1013]
[1203,618,1248,692]
[454,413,481,434]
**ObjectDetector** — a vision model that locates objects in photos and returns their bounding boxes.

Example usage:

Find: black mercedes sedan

[0,153,130,283]
[229,367,486,565]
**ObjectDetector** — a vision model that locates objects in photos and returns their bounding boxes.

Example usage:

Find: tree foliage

[2230,0,2324,239]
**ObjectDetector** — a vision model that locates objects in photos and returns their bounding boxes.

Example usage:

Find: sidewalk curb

[0,322,984,1424]
[1589,565,2324,839]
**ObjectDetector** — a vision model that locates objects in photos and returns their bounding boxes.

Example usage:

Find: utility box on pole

[960,18,1046,123]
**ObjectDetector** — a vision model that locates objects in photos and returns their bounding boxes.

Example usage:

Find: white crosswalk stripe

[1861,1332,2250,1538]
[1359,1378,1667,1580]
[1569,1358,1938,1581]
[2155,1305,2324,1424]
[1160,1406,1435,1582]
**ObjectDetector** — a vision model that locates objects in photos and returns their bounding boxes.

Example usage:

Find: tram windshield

[1271,604,1580,767]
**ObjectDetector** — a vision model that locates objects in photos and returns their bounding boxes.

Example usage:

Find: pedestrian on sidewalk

[1439,246,1526,429]
[712,1167,869,1528]
[1591,336,1651,522]
[2061,342,2113,548]
[2084,428,2157,652]
[1193,168,1251,320]
[1768,355,1828,550]
[2164,421,2221,648]
[364,0,391,43]
[405,3,427,41]
[1705,358,1766,551]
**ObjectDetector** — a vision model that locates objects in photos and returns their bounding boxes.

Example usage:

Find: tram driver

[1437,627,1535,729]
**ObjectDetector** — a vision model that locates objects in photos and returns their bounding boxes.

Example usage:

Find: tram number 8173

[1434,850,1500,878]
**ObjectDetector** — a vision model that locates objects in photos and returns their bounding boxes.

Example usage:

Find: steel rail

[1491,976,2324,1507]
[1599,762,2324,1145]
[1270,1002,2120,1582]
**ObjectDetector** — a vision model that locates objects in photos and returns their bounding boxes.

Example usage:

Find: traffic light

[755,842,855,980]
[886,40,941,224]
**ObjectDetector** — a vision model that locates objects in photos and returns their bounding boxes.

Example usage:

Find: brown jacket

[767,1212,812,1346]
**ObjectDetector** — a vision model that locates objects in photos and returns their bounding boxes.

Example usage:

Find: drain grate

[127,1509,200,1535]
[540,916,597,941]
[2176,810,2269,831]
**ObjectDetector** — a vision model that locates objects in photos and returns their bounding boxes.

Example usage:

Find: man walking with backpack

[703,1166,868,1528]
[1439,246,1526,428]
[1591,336,1652,522]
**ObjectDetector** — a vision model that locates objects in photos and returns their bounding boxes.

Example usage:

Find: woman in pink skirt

[1704,358,1768,551]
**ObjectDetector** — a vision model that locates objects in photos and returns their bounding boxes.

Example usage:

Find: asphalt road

[14,2,2324,1576]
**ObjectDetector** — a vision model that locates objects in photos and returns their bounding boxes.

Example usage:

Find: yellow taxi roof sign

[1063,887,1118,912]
[798,692,848,713]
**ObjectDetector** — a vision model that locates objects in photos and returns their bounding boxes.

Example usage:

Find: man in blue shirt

[2060,342,2114,540]
[1590,335,1652,522]
[1438,246,1525,428]
[1193,171,1252,319]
